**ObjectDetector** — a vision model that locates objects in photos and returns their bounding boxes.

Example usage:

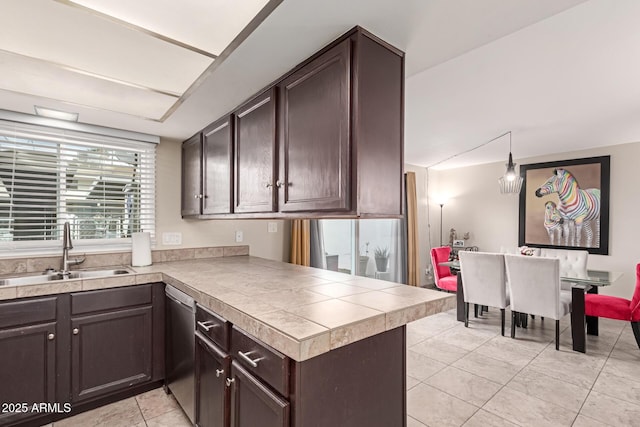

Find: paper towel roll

[132,232,152,267]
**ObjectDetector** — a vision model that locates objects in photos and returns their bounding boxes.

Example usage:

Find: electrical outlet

[162,232,182,246]
[268,222,278,233]
[235,230,243,243]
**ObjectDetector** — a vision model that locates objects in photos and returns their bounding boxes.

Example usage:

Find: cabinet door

[229,361,289,427]
[203,116,233,214]
[71,306,153,403]
[278,39,351,212]
[182,133,203,216]
[195,332,231,427]
[234,88,277,213]
[0,322,57,425]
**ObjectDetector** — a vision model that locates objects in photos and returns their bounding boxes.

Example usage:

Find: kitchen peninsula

[0,249,454,426]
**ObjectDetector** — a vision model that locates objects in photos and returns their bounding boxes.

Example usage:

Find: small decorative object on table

[519,246,536,256]
[374,246,390,272]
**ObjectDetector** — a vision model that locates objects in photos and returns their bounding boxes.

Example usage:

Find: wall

[427,141,640,298]
[156,139,289,261]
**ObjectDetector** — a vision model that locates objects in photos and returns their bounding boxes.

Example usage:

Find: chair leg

[511,311,517,339]
[464,303,469,328]
[500,308,505,337]
[474,304,478,318]
[631,322,640,349]
[555,319,560,351]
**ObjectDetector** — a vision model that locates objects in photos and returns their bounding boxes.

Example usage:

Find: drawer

[196,304,229,351]
[0,296,57,330]
[71,284,152,315]
[231,326,289,396]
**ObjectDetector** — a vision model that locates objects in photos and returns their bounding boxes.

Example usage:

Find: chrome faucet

[61,221,85,276]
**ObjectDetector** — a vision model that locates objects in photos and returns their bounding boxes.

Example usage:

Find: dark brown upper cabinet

[182,26,404,219]
[203,116,234,214]
[234,88,277,214]
[277,28,404,216]
[278,39,351,213]
[181,133,202,217]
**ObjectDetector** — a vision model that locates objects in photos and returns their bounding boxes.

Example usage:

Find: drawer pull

[216,369,224,378]
[197,320,217,331]
[225,378,235,387]
[238,350,264,368]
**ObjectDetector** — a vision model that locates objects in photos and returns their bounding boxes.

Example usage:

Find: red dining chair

[430,246,457,292]
[585,263,640,348]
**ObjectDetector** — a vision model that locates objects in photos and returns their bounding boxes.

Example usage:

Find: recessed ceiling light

[34,106,79,122]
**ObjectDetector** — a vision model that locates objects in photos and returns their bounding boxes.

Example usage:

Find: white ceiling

[4,0,638,171]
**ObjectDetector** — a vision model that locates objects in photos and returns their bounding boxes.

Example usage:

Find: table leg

[456,273,465,322]
[571,287,586,353]
[586,286,599,336]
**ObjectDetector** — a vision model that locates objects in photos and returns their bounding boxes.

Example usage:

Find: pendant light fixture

[498,131,523,194]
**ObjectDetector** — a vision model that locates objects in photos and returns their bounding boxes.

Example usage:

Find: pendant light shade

[498,131,523,194]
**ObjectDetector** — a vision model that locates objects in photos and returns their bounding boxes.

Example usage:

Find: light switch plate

[162,232,182,246]
[235,230,243,243]
[268,222,278,233]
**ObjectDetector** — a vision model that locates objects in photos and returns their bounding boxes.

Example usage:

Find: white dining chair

[504,254,572,350]
[459,251,509,336]
[539,248,588,290]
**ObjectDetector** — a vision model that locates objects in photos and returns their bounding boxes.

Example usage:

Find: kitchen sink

[67,269,130,279]
[0,269,130,286]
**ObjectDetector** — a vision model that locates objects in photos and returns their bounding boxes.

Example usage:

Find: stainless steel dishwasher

[165,285,195,423]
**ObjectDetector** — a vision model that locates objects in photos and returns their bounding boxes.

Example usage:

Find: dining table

[439,260,623,353]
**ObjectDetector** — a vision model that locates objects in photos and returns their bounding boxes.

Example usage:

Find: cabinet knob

[72,328,79,335]
[225,378,235,387]
[199,194,204,199]
[48,333,55,341]
[276,180,283,188]
[216,369,224,378]
[194,194,199,199]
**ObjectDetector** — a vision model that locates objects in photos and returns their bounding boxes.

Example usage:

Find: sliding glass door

[314,219,406,283]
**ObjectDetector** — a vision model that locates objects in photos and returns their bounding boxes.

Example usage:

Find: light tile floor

[46,308,640,426]
[43,387,190,427]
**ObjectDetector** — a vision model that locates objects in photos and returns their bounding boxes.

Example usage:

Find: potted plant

[374,246,389,272]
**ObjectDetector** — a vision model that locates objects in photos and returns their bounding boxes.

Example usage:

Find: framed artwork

[518,155,610,255]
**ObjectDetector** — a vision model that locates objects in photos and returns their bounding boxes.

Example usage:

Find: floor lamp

[439,203,444,246]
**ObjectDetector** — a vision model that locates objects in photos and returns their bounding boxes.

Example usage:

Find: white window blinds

[0,119,156,250]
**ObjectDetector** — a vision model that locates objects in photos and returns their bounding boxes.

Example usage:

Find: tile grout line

[132,395,149,427]
[569,325,625,426]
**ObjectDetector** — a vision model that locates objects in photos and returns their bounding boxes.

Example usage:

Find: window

[0,117,156,252]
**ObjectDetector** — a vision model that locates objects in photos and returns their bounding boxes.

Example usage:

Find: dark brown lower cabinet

[229,361,289,427]
[0,283,165,427]
[191,315,406,427]
[0,296,60,426]
[195,330,231,427]
[71,306,153,403]
[0,322,57,426]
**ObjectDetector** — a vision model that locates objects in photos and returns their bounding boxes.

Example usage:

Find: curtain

[290,219,311,266]
[405,172,420,286]
[309,220,327,269]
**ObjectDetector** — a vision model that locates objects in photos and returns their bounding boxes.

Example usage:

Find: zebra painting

[535,168,600,247]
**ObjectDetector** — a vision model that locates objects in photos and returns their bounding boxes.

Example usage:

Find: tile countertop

[0,255,455,362]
